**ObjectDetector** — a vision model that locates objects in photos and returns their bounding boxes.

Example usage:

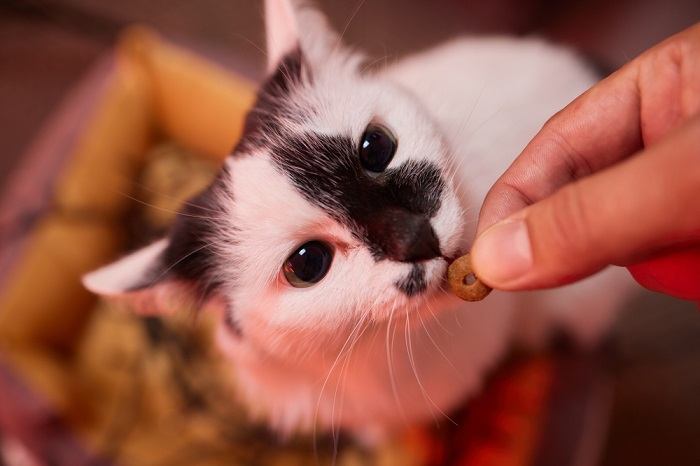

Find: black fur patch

[146,48,446,307]
[125,50,310,319]
[269,132,445,260]
[396,264,427,296]
[143,50,308,296]
[232,49,447,263]
[128,169,230,300]
[161,186,221,293]
[235,48,309,152]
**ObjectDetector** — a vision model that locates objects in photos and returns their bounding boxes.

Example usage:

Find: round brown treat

[447,254,492,301]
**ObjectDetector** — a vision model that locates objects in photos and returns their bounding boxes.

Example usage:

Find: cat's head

[83,0,466,351]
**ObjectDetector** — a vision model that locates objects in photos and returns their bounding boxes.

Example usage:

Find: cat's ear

[84,177,229,315]
[82,239,213,315]
[264,0,344,72]
[265,0,299,72]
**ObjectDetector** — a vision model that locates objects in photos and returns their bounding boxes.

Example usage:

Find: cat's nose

[367,208,441,262]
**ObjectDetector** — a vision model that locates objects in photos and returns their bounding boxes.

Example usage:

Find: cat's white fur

[84,0,633,439]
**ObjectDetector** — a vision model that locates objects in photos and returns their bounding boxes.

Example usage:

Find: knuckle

[675,23,700,52]
[538,110,595,181]
[549,126,594,179]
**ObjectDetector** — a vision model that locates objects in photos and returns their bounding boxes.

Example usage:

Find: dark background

[1,1,699,465]
[2,0,699,187]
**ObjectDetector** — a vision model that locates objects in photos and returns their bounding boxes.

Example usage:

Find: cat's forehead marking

[158,166,232,293]
[235,48,311,153]
[226,152,356,253]
[231,49,446,261]
[268,132,445,260]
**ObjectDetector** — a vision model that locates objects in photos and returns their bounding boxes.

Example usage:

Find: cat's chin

[417,256,452,292]
[370,257,453,323]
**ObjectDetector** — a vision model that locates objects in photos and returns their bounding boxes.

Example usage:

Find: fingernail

[472,219,533,286]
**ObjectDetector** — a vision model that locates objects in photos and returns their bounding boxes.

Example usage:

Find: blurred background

[2,0,700,187]
[1,1,699,465]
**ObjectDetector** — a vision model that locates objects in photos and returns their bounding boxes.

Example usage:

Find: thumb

[471,116,700,290]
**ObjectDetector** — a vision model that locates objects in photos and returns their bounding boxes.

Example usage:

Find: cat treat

[448,254,492,301]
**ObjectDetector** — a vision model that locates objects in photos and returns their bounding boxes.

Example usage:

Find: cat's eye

[283,241,333,288]
[359,124,397,173]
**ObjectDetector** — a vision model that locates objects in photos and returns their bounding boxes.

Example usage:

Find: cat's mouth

[373,246,461,323]
[394,256,451,299]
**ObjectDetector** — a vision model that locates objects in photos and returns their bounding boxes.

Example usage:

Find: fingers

[476,22,700,235]
[472,116,700,290]
[476,63,644,234]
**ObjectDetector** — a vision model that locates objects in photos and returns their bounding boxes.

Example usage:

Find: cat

[84,0,633,440]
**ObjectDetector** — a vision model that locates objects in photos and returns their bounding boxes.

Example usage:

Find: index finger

[476,64,643,234]
[476,22,700,234]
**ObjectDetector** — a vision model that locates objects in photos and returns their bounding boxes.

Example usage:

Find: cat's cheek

[431,190,468,257]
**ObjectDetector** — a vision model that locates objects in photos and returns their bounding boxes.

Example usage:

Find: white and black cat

[84,0,632,440]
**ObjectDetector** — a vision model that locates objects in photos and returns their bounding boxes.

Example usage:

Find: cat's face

[83,0,466,352]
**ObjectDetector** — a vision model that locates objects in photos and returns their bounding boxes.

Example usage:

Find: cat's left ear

[82,239,218,315]
[264,0,346,72]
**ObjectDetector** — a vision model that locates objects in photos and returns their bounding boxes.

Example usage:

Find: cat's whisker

[447,84,488,181]
[429,283,464,335]
[330,313,370,464]
[403,313,437,425]
[445,146,473,197]
[455,82,488,138]
[334,0,367,55]
[116,191,221,221]
[234,32,267,58]
[360,54,391,74]
[417,306,464,382]
[406,310,458,426]
[122,179,223,213]
[464,105,506,142]
[150,241,217,286]
[425,290,454,336]
[385,300,408,426]
[313,311,368,459]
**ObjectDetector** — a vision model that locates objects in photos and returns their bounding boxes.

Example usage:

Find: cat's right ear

[265,0,300,72]
[264,0,345,72]
[82,239,215,316]
[82,239,177,315]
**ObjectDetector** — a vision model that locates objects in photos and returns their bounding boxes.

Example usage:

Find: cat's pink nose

[367,208,441,262]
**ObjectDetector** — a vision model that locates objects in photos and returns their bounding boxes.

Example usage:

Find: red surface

[628,248,700,302]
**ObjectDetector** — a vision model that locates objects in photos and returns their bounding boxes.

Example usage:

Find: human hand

[471,23,700,300]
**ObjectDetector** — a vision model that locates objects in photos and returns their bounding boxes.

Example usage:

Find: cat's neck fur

[218,291,515,437]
